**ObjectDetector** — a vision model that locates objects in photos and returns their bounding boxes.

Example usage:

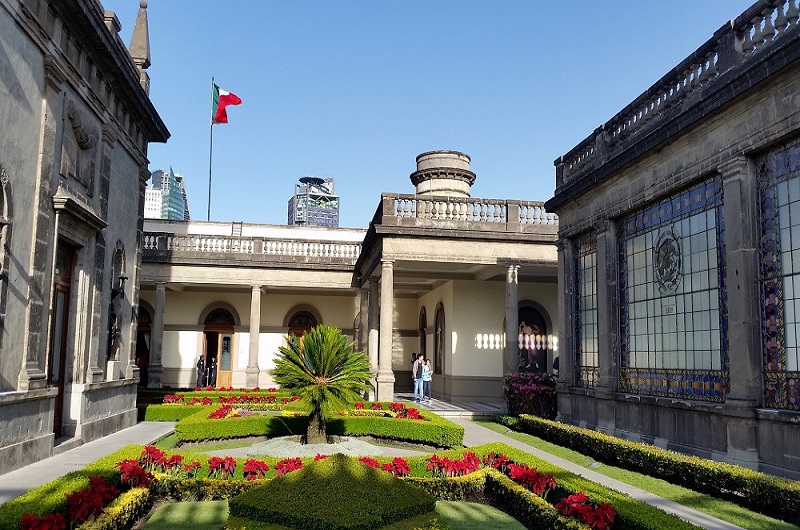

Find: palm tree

[271,325,373,444]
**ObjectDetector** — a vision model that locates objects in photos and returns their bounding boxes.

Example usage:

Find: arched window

[205,308,236,328]
[434,303,445,375]
[288,310,318,336]
[418,307,427,360]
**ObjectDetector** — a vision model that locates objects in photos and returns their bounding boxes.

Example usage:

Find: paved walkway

[0,411,745,530]
[0,422,175,505]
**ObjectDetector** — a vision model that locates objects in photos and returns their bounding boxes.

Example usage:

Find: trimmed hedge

[229,454,436,530]
[497,414,800,525]
[174,408,308,441]
[327,410,464,447]
[436,443,698,530]
[79,487,152,530]
[145,404,206,421]
[172,405,464,447]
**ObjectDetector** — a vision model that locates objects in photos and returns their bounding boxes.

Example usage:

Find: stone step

[52,436,83,456]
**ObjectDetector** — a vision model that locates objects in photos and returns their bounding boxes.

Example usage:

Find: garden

[1,326,798,529]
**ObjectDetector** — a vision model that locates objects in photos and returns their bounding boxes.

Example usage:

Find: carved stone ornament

[654,229,681,294]
[60,100,98,196]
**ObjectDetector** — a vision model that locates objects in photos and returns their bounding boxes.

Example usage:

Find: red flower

[314,453,329,461]
[183,460,201,478]
[381,457,411,477]
[207,456,237,479]
[555,492,615,529]
[253,386,260,391]
[275,457,303,476]
[482,452,510,473]
[280,397,289,405]
[116,460,156,488]
[202,396,213,406]
[268,387,278,392]
[371,402,383,410]
[19,513,67,530]
[508,463,556,497]
[358,456,380,468]
[354,402,364,410]
[209,405,232,419]
[243,459,269,480]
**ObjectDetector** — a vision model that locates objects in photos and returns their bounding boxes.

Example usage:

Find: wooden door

[48,245,72,437]
[217,333,233,387]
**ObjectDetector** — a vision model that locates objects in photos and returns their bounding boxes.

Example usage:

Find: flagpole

[208,76,214,222]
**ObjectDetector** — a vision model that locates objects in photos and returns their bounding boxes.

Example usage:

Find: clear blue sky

[104,1,754,228]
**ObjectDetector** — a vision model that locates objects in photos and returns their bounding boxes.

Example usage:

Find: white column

[246,285,262,388]
[504,264,519,375]
[358,287,369,353]
[147,282,165,387]
[367,277,379,400]
[377,260,395,401]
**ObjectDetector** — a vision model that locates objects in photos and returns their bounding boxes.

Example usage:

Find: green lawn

[475,420,800,530]
[143,500,229,530]
[435,501,525,530]
[143,500,525,530]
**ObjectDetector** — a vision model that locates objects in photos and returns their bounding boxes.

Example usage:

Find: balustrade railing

[384,194,557,229]
[556,0,800,186]
[143,233,361,264]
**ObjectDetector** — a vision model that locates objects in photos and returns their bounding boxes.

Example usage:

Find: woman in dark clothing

[196,354,205,388]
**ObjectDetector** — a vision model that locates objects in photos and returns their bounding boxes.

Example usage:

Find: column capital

[381,259,395,268]
[251,284,263,293]
[506,264,519,283]
[718,156,752,181]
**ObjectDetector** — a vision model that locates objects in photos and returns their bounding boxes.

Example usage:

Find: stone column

[147,282,165,387]
[719,156,760,469]
[377,260,396,401]
[246,285,262,388]
[367,277,379,400]
[595,220,618,433]
[556,238,575,420]
[358,287,369,353]
[504,264,519,375]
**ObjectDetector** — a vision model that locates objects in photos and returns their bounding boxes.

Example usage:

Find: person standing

[196,354,205,388]
[412,353,424,402]
[209,356,217,387]
[422,359,433,401]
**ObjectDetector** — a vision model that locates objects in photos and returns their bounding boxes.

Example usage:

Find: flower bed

[170,402,464,448]
[503,372,557,419]
[0,442,700,530]
[496,414,800,526]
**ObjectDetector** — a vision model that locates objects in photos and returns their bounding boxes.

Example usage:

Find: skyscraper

[287,177,339,227]
[145,168,190,220]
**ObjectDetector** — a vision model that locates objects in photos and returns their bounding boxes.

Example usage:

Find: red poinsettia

[314,453,329,461]
[381,457,411,477]
[19,512,66,530]
[183,460,201,478]
[209,405,232,419]
[482,452,510,473]
[243,459,269,480]
[354,402,365,410]
[508,463,556,497]
[207,456,237,479]
[65,476,119,523]
[275,457,303,476]
[358,456,380,468]
[116,460,156,488]
[371,402,383,410]
[555,493,616,530]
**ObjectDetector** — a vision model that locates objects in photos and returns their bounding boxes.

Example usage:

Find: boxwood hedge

[497,414,800,525]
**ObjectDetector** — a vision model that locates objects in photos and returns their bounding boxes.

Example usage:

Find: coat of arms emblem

[654,229,681,294]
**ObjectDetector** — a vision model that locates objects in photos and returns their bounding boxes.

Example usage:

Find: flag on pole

[211,84,242,124]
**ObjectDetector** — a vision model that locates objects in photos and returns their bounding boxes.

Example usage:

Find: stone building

[139,151,559,404]
[0,0,168,474]
[546,0,800,478]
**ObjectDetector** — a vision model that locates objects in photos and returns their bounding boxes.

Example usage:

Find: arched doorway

[434,303,445,375]
[136,304,152,387]
[287,310,318,337]
[518,305,548,373]
[204,308,235,388]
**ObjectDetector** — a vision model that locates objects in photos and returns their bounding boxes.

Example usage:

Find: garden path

[0,421,175,506]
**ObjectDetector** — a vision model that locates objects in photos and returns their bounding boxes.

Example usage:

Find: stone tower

[410,150,476,197]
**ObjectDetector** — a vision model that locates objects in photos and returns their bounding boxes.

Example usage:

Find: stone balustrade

[379,194,558,233]
[142,232,361,265]
[555,0,800,188]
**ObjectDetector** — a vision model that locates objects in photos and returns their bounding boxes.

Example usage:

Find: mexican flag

[212,84,242,124]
